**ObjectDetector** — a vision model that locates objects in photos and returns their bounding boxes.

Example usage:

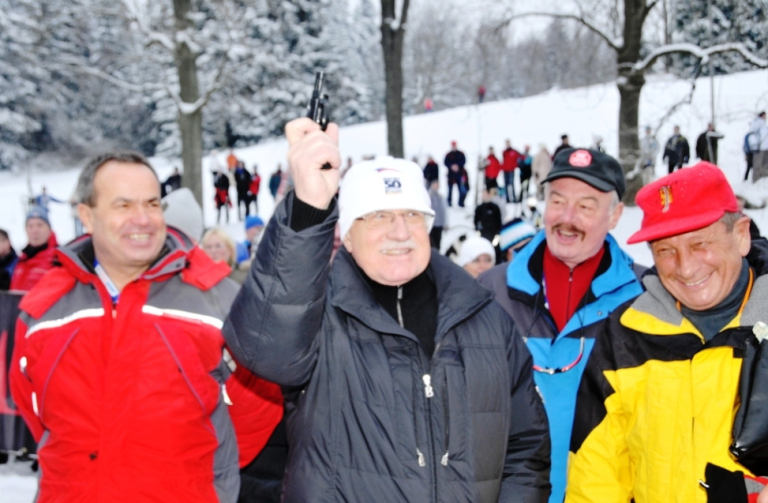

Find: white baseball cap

[339,156,435,239]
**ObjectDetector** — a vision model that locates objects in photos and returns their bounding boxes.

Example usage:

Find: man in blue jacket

[224,118,551,503]
[478,148,644,503]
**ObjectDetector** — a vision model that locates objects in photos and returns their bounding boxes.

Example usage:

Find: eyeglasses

[530,337,585,375]
[357,210,430,229]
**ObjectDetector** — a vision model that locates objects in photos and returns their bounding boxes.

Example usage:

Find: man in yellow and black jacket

[566,162,768,503]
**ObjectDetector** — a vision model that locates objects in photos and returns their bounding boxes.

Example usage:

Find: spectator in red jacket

[10,151,281,503]
[249,166,261,215]
[10,206,58,292]
[502,139,522,203]
[484,146,502,190]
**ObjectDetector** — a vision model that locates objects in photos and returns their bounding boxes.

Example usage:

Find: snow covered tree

[205,0,365,150]
[349,0,385,122]
[402,3,470,113]
[502,0,768,203]
[672,0,768,75]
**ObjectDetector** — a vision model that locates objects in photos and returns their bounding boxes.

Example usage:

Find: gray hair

[76,151,158,206]
[720,211,745,232]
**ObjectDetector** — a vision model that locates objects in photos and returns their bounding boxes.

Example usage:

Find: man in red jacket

[502,139,522,203]
[10,151,281,503]
[484,146,502,190]
[10,206,58,292]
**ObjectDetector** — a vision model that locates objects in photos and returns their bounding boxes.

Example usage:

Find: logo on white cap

[569,150,592,167]
[384,178,402,193]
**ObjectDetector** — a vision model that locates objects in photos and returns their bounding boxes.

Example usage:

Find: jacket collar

[329,248,493,342]
[624,240,768,337]
[54,226,225,288]
[20,232,58,261]
[507,231,638,299]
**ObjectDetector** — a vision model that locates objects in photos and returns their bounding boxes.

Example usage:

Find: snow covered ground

[2,69,767,499]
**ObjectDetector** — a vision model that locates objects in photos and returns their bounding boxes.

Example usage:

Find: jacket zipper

[418,347,438,503]
[396,286,404,327]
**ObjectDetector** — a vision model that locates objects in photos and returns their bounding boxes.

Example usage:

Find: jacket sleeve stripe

[142,305,224,329]
[25,308,105,338]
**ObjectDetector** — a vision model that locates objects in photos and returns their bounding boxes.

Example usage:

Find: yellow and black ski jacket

[566,254,768,503]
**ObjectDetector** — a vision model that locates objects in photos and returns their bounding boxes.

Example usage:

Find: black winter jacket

[224,193,551,503]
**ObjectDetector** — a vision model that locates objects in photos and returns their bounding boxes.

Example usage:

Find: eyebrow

[112,197,161,204]
[549,190,599,203]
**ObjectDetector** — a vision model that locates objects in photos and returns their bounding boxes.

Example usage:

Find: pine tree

[673,0,768,75]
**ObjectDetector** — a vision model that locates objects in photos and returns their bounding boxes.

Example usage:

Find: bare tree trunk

[617,0,647,205]
[173,0,204,206]
[380,0,409,158]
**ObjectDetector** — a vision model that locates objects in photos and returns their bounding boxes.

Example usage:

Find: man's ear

[342,232,353,253]
[735,216,752,257]
[609,202,624,230]
[78,203,94,235]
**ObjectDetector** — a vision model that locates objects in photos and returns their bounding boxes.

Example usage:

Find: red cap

[627,162,738,244]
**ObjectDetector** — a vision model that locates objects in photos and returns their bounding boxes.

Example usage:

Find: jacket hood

[329,247,493,343]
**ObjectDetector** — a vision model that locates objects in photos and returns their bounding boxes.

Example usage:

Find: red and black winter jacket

[10,229,282,503]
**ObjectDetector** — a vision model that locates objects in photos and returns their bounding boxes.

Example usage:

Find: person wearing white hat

[457,235,495,278]
[224,117,551,503]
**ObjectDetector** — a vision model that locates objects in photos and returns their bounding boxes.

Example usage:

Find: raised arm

[223,118,341,387]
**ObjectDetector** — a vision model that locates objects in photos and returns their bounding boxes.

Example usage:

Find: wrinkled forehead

[545,177,613,202]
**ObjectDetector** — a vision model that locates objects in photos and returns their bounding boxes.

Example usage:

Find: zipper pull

[222,384,233,406]
[423,374,434,398]
[441,451,449,466]
[416,448,426,467]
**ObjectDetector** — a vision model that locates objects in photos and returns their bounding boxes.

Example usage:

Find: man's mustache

[552,224,585,238]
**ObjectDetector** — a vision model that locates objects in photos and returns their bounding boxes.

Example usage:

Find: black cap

[543,148,626,200]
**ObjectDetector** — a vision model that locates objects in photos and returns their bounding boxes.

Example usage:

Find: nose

[556,202,578,225]
[386,213,411,241]
[130,205,152,226]
[676,247,698,280]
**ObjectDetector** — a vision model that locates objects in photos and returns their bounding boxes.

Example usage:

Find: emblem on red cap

[569,150,592,167]
[659,186,673,212]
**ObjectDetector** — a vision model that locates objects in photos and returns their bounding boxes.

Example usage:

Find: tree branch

[49,60,164,93]
[630,42,768,73]
[170,58,227,116]
[399,0,411,29]
[120,0,175,52]
[641,0,660,23]
[501,11,623,51]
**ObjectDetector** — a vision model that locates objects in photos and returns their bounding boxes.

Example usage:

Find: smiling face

[202,232,233,266]
[343,211,431,286]
[651,217,751,311]
[544,178,623,269]
[78,161,165,285]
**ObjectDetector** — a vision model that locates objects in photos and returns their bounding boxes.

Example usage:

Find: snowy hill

[1,68,768,497]
[1,70,767,269]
